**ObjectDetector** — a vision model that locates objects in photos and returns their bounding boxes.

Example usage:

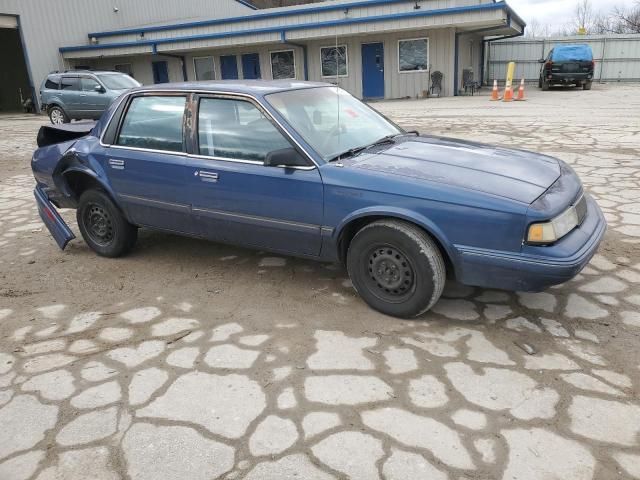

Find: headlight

[527,203,580,244]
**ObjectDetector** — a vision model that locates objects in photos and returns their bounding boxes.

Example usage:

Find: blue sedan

[31,81,606,317]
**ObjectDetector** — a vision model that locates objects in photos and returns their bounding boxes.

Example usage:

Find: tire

[541,79,550,91]
[583,81,592,90]
[77,189,137,258]
[48,105,69,125]
[538,77,542,88]
[346,219,446,318]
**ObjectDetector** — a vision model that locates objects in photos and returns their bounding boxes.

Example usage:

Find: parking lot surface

[0,83,639,480]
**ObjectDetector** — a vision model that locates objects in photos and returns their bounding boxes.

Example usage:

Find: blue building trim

[88,0,438,39]
[64,2,512,53]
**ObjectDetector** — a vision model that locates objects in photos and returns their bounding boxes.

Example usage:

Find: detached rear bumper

[456,195,606,291]
[34,186,75,250]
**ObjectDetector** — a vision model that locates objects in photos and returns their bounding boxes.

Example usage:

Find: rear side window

[552,45,593,61]
[198,97,291,161]
[60,77,80,90]
[117,96,186,153]
[44,76,60,90]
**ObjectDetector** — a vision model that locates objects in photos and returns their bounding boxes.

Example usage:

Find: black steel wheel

[347,219,446,318]
[77,189,137,257]
[365,244,415,303]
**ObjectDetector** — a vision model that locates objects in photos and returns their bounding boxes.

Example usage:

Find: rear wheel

[48,106,69,125]
[541,79,550,91]
[346,220,446,318]
[77,189,137,258]
[583,81,592,90]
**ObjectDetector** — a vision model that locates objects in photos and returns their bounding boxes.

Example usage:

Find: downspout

[281,31,308,81]
[155,47,188,81]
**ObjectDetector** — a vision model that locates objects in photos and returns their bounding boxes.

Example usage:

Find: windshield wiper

[328,132,412,163]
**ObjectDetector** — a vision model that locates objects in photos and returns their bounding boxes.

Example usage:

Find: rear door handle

[195,170,218,183]
[108,158,125,170]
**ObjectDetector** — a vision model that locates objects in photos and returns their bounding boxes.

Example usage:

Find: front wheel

[347,220,446,318]
[48,106,69,125]
[541,79,550,91]
[77,189,137,258]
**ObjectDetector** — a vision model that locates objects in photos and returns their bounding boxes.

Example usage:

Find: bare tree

[612,2,640,33]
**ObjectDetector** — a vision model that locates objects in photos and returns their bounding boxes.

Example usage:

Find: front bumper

[456,195,606,291]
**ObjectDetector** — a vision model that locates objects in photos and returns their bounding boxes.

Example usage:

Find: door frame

[361,41,385,99]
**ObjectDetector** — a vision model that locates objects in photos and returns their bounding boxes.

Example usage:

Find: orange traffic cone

[490,79,500,101]
[502,82,514,102]
[515,78,526,101]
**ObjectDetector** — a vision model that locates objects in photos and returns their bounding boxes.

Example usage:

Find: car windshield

[97,73,141,90]
[266,87,402,161]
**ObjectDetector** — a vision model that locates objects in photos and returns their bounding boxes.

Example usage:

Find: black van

[538,44,594,90]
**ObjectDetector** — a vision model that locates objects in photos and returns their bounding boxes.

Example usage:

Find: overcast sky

[507,0,637,28]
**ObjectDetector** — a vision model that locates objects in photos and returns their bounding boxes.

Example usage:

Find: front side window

[97,73,140,90]
[270,50,295,80]
[321,45,348,77]
[266,87,401,161]
[81,77,101,92]
[198,97,291,162]
[194,56,215,81]
[60,77,80,90]
[398,38,429,72]
[117,96,186,152]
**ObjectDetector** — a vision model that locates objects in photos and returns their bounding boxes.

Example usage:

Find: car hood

[346,136,561,204]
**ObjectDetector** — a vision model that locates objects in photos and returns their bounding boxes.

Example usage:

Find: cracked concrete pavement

[0,83,639,479]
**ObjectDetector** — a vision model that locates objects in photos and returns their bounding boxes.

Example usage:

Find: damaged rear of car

[32,96,134,254]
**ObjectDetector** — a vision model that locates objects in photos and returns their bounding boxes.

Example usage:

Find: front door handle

[195,170,218,183]
[108,158,125,170]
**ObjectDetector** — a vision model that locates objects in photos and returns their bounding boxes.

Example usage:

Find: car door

[59,76,81,116]
[80,77,110,119]
[100,93,195,234]
[185,94,324,256]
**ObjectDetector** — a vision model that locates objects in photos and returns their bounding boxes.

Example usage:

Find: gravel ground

[0,82,639,480]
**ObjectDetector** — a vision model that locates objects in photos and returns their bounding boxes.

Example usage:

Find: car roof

[52,70,126,76]
[131,80,333,96]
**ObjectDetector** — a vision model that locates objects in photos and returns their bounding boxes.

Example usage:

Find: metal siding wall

[488,34,640,83]
[0,0,251,101]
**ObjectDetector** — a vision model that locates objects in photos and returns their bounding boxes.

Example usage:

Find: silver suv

[40,70,140,124]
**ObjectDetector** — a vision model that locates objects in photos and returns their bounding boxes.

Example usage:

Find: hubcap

[366,245,414,302]
[51,109,63,124]
[84,204,114,246]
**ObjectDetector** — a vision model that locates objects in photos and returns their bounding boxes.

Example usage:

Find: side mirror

[538,59,546,63]
[94,85,106,93]
[264,147,308,168]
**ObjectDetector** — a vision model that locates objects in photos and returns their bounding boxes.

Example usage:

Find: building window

[398,38,429,73]
[320,45,348,77]
[115,63,133,78]
[194,56,215,81]
[270,50,295,80]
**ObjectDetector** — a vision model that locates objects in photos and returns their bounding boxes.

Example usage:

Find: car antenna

[335,30,341,158]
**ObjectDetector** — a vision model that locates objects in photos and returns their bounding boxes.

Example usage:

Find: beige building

[0,0,525,111]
